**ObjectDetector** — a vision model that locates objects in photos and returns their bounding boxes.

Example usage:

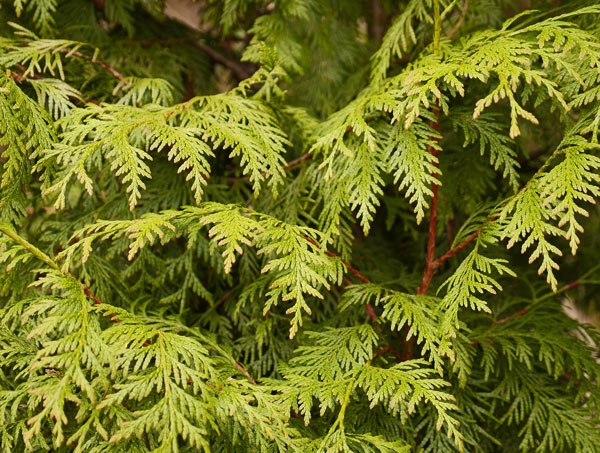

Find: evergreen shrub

[1,0,600,451]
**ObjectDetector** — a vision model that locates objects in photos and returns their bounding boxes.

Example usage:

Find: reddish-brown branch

[433,230,479,268]
[375,346,402,361]
[97,0,245,95]
[126,38,186,47]
[368,0,387,42]
[303,236,375,321]
[234,362,258,385]
[6,71,23,83]
[5,64,45,83]
[417,103,441,296]
[447,0,469,39]
[90,0,105,10]
[321,247,370,284]
[83,287,104,307]
[68,50,124,81]
[424,185,438,270]
[410,167,552,356]
[488,278,580,326]
[559,280,580,292]
[493,306,528,325]
[6,65,96,106]
[215,291,231,306]
[184,70,195,102]
[563,372,581,387]
[283,152,313,171]
[365,303,378,323]
[419,159,548,293]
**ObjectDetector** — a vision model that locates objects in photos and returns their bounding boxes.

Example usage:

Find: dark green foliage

[1,0,600,451]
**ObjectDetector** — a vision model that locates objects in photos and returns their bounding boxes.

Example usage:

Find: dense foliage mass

[1,0,600,451]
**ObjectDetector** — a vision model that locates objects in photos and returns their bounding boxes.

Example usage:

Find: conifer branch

[429,158,555,281]
[5,64,44,83]
[235,362,258,385]
[487,272,593,326]
[320,378,355,446]
[320,246,370,284]
[0,224,258,386]
[481,274,584,328]
[0,223,60,272]
[192,331,258,385]
[432,0,442,54]
[410,2,444,361]
[4,3,600,450]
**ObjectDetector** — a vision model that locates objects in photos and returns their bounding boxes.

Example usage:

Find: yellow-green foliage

[2,1,600,452]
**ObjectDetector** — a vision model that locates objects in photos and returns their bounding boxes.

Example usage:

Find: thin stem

[10,43,125,83]
[321,378,355,447]
[535,263,600,303]
[5,63,45,83]
[337,378,354,425]
[433,0,442,54]
[491,267,600,325]
[424,157,439,269]
[432,230,478,268]
[283,152,313,171]
[368,0,386,42]
[303,237,371,285]
[493,306,528,325]
[374,346,403,361]
[93,0,252,79]
[0,223,60,272]
[67,50,124,81]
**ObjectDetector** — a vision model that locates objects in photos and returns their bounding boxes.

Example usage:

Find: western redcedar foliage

[2,0,600,451]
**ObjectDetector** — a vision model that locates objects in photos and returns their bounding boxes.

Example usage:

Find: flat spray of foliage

[1,0,600,451]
